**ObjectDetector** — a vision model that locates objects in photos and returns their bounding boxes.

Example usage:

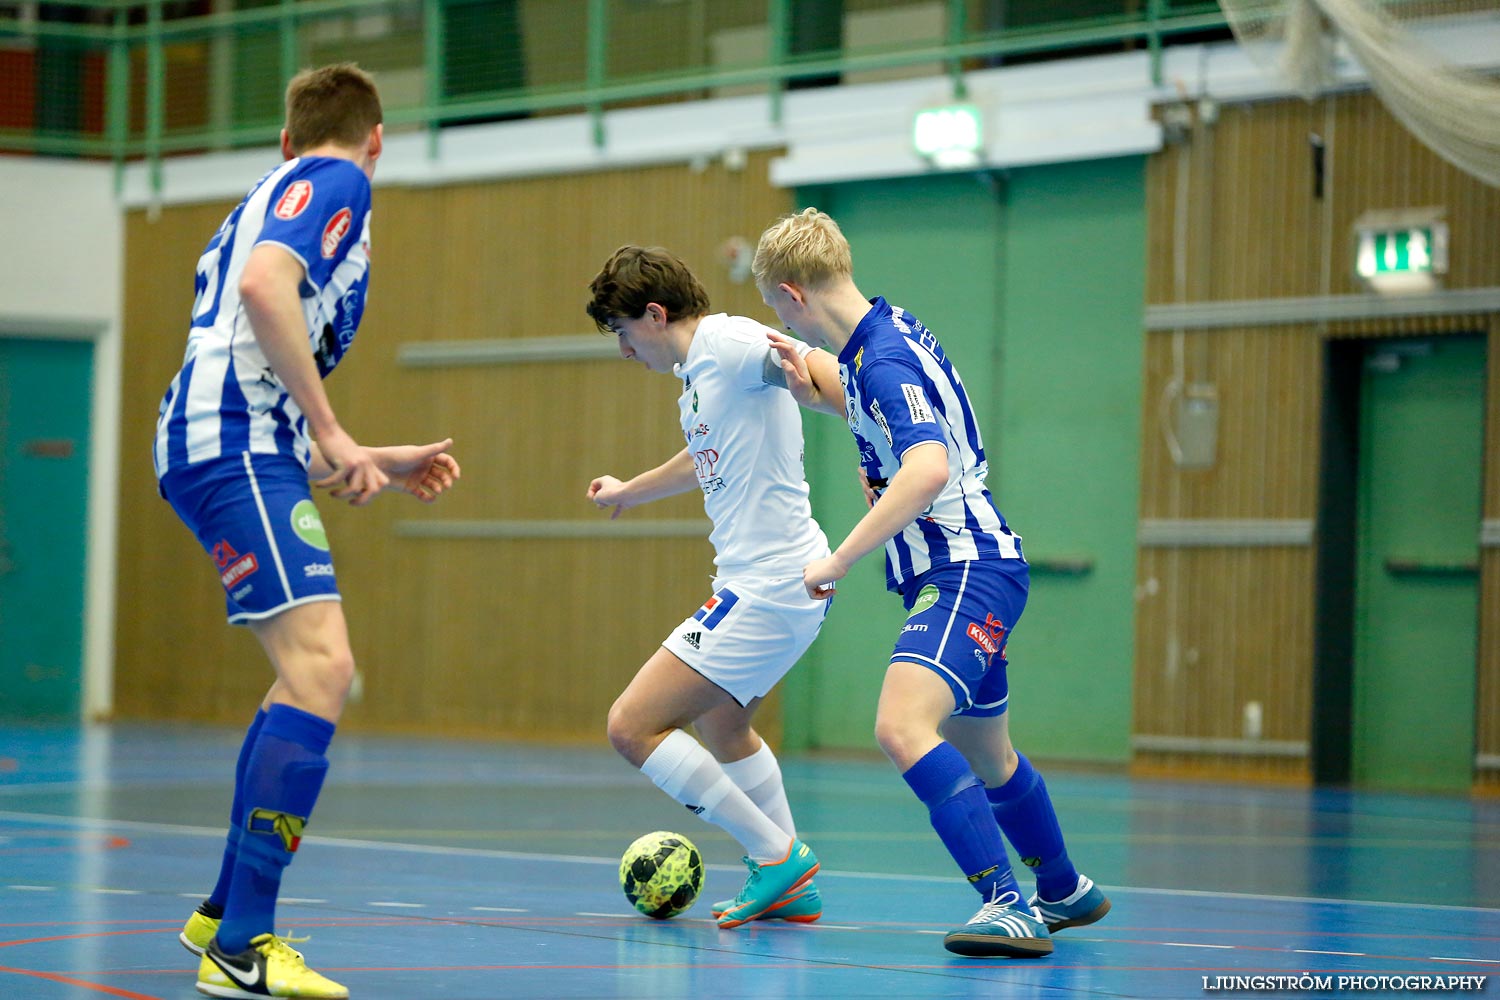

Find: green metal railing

[0,0,1230,193]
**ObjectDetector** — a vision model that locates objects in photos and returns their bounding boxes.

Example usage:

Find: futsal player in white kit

[585,246,824,928]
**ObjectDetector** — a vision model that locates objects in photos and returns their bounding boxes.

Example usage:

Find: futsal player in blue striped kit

[154,64,459,998]
[754,208,1109,957]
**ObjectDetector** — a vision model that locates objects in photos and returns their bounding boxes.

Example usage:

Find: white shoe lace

[967,896,1013,925]
[967,889,1038,930]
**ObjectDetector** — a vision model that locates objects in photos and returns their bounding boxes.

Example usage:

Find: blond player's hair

[752,207,853,293]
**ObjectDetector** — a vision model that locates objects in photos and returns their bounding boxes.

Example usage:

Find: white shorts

[661,576,831,707]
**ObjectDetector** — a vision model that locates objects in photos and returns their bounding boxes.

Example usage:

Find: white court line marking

[1163,942,1234,949]
[576,912,628,918]
[90,888,141,895]
[915,930,944,935]
[471,906,528,913]
[368,902,425,908]
[1432,956,1500,964]
[1,809,1495,917]
[8,885,54,891]
[1295,949,1365,956]
[280,898,328,904]
[812,924,863,931]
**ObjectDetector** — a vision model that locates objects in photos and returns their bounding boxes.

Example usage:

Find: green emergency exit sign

[1354,217,1448,292]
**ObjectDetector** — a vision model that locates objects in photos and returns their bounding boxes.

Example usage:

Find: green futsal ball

[620,831,704,919]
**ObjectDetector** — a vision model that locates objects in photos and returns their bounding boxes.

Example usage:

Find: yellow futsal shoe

[180,903,222,956]
[197,933,348,999]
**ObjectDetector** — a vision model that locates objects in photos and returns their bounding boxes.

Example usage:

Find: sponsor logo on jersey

[692,589,739,630]
[693,448,719,480]
[869,399,893,444]
[693,449,725,494]
[232,584,254,601]
[966,614,1007,659]
[211,540,239,569]
[303,562,335,578]
[321,207,352,258]
[685,803,706,815]
[854,346,864,372]
[274,180,313,220]
[692,423,710,437]
[967,622,999,656]
[901,622,929,633]
[290,500,330,550]
[901,383,935,424]
[334,286,361,351]
[220,552,259,590]
[908,584,941,617]
[247,807,306,852]
[680,631,702,650]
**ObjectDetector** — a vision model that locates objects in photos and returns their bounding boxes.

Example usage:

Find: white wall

[0,155,122,719]
[0,158,121,326]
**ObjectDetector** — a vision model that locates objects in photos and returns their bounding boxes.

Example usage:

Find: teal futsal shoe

[942,890,1054,958]
[1028,874,1111,932]
[715,838,819,929]
[711,879,822,923]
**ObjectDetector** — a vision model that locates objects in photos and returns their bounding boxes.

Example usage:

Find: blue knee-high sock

[902,743,1021,904]
[205,708,268,914]
[217,705,335,953]
[986,752,1078,901]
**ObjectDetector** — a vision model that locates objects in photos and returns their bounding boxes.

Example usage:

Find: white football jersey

[676,314,829,579]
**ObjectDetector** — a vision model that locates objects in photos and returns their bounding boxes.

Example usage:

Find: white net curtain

[1218,0,1500,186]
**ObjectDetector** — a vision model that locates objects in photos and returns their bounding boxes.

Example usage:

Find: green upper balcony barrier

[0,0,1229,180]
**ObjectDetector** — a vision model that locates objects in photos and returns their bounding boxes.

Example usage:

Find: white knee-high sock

[641,729,790,863]
[721,740,797,841]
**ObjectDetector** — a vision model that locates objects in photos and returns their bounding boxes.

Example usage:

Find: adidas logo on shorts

[680,631,702,649]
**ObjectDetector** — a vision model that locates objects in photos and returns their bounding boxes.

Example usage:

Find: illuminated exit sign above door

[1353,209,1449,294]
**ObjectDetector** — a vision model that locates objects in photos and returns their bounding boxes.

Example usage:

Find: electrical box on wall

[1173,382,1219,469]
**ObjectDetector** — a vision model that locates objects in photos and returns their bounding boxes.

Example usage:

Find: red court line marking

[0,928,171,949]
[0,918,422,950]
[0,916,407,930]
[0,964,161,1000]
[0,834,131,856]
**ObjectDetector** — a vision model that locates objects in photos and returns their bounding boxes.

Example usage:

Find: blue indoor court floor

[1,723,1497,999]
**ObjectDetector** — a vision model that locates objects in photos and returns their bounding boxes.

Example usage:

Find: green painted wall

[993,158,1144,763]
[0,337,93,720]
[782,158,1144,764]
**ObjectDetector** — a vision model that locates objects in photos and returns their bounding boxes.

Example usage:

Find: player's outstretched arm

[767,332,843,415]
[587,447,697,520]
[240,243,386,505]
[307,439,461,503]
[801,441,948,600]
[376,440,461,503]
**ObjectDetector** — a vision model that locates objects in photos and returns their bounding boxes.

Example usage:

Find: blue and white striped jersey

[153,156,373,480]
[836,297,1023,593]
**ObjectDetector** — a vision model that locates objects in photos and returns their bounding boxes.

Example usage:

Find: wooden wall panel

[116,152,792,746]
[1140,90,1500,784]
[1133,548,1314,738]
[1139,326,1322,520]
